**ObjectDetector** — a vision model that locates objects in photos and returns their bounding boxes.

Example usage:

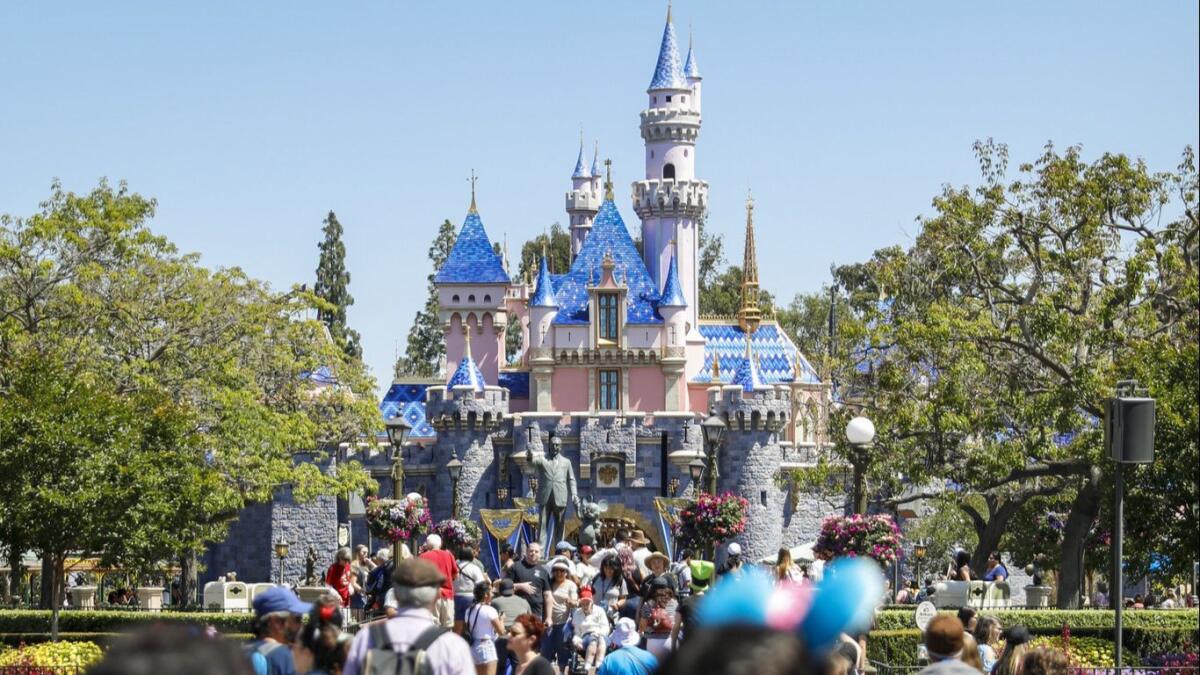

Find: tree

[697,214,725,300]
[395,219,456,378]
[314,211,361,359]
[775,291,835,371]
[698,265,774,317]
[514,223,570,283]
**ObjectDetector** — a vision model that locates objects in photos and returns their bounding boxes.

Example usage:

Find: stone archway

[564,503,665,552]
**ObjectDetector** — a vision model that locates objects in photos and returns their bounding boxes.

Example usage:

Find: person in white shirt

[628,531,652,577]
[464,581,505,675]
[571,587,611,675]
[577,545,599,589]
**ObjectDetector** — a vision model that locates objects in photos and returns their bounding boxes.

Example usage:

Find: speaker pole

[1114,459,1124,667]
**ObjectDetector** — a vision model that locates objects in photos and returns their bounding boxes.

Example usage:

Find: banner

[478,509,525,578]
[512,497,540,525]
[653,497,690,561]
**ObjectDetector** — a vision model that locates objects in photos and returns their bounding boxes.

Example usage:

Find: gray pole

[1114,461,1124,667]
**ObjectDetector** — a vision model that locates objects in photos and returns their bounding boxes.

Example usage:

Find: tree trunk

[38,557,53,609]
[179,549,199,610]
[962,495,1022,575]
[1057,467,1102,609]
[49,552,64,642]
[5,546,20,604]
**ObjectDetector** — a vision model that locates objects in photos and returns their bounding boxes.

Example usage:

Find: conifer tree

[314,211,361,359]
[395,219,457,378]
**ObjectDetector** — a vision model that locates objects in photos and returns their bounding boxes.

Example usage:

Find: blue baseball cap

[253,587,312,617]
[556,541,576,552]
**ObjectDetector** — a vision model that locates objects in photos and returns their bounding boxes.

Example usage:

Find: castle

[206,8,838,584]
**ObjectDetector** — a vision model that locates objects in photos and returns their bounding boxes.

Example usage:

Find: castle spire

[684,22,701,79]
[738,190,762,335]
[448,327,486,392]
[572,130,590,179]
[604,159,614,201]
[590,140,602,178]
[530,256,558,308]
[648,2,686,90]
[468,169,478,214]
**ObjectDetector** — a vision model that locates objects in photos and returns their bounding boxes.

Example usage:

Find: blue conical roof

[530,256,558,308]
[730,346,769,392]
[648,11,687,90]
[434,209,509,284]
[448,351,486,391]
[659,253,687,307]
[591,143,602,178]
[572,140,590,179]
[684,44,701,79]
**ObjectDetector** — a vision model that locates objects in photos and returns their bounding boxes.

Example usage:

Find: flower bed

[0,640,102,668]
[814,514,902,566]
[0,611,254,637]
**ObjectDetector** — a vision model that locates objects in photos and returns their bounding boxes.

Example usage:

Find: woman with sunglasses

[506,614,556,675]
[590,556,628,623]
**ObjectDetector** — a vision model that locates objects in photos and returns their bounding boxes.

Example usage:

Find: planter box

[1024,585,1053,608]
[68,586,97,610]
[136,587,164,611]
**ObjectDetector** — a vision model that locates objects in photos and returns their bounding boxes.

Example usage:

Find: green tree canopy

[314,210,361,359]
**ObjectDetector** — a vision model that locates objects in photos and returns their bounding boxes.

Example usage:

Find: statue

[303,547,318,587]
[576,497,608,548]
[526,435,579,551]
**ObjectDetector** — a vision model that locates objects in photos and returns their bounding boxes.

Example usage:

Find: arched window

[663,164,676,180]
[452,295,460,303]
[484,294,491,303]
[468,294,476,303]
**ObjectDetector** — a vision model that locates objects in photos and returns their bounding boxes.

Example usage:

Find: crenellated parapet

[708,384,791,432]
[639,107,701,143]
[565,187,602,214]
[631,178,708,221]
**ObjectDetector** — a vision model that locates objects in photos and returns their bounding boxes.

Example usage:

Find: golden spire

[738,189,762,335]
[468,169,478,214]
[712,352,721,380]
[667,0,672,24]
[604,158,614,201]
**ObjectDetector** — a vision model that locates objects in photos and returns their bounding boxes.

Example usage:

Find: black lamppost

[913,541,928,587]
[845,415,876,515]
[687,458,705,497]
[496,485,509,506]
[274,540,289,586]
[385,417,412,498]
[446,458,464,519]
[700,413,727,495]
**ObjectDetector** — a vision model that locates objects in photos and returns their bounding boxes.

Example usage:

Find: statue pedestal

[136,587,164,611]
[297,586,330,604]
[69,586,97,609]
[1024,585,1053,608]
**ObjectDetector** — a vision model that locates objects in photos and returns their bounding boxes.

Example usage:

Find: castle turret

[658,249,690,411]
[567,135,601,260]
[528,256,558,411]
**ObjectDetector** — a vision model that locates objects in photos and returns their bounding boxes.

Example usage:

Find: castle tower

[658,247,689,411]
[738,193,762,335]
[684,24,702,112]
[567,135,601,260]
[527,255,559,411]
[632,6,707,336]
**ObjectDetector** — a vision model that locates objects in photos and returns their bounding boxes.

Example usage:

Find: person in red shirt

[418,533,458,628]
[326,547,359,608]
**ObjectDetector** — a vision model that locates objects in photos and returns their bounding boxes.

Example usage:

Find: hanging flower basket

[671,492,749,558]
[432,518,482,553]
[366,494,432,544]
[813,513,902,566]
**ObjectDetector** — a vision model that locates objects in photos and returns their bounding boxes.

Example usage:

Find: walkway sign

[914,601,937,633]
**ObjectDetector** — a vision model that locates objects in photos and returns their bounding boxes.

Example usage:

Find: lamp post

[913,541,927,586]
[274,540,289,586]
[446,458,464,519]
[385,417,412,498]
[701,413,727,495]
[845,415,875,515]
[668,477,680,498]
[496,485,509,506]
[687,458,705,497]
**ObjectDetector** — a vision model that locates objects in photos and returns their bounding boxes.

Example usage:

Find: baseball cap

[498,578,515,596]
[580,545,594,555]
[253,587,311,618]
[556,541,576,552]
[579,587,594,599]
[392,558,446,588]
[727,542,742,556]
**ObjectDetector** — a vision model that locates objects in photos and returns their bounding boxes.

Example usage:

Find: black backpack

[362,621,448,675]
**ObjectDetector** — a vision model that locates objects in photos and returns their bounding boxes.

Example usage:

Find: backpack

[365,562,393,608]
[362,621,448,675]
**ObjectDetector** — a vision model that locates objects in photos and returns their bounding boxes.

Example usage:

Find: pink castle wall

[687,383,711,414]
[444,313,503,384]
[551,369,588,412]
[628,367,666,412]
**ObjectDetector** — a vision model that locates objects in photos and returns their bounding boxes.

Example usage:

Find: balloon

[766,580,814,631]
[696,568,774,628]
[798,557,884,654]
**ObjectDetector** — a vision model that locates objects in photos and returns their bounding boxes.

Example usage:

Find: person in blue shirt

[245,586,311,675]
[981,552,1008,582]
[598,617,657,675]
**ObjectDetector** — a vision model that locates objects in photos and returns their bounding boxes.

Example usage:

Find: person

[590,555,628,620]
[89,625,254,675]
[956,608,978,634]
[627,531,652,577]
[659,625,814,675]
[464,581,504,675]
[553,541,579,580]
[527,436,580,550]
[670,550,693,598]
[419,533,460,629]
[350,545,375,621]
[571,587,611,675]
[490,578,530,668]
[577,545,599,588]
[1161,589,1179,608]
[637,577,677,659]
[717,543,744,579]
[917,615,980,675]
[916,576,936,603]
[981,552,1007,582]
[837,633,861,675]
[960,632,984,672]
[499,544,517,576]
[598,618,657,675]
[506,542,553,628]
[615,546,644,620]
[640,552,676,602]
[364,549,393,616]
[953,551,973,582]
[506,613,557,675]
[993,626,1031,675]
[455,545,490,634]
[973,615,1001,672]
[545,558,579,671]
[1133,594,1145,609]
[246,586,311,675]
[669,560,713,649]
[326,548,358,610]
[774,548,804,585]
[1021,647,1070,675]
[1091,581,1109,609]
[292,594,349,675]
[342,558,475,675]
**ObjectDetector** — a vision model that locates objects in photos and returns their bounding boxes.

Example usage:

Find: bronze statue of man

[526,436,579,551]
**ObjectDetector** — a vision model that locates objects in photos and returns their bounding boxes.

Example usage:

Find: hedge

[0,610,254,636]
[874,609,1197,632]
[0,632,255,648]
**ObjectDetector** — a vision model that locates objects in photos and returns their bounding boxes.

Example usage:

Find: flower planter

[136,587,164,611]
[68,585,97,609]
[1024,585,1053,608]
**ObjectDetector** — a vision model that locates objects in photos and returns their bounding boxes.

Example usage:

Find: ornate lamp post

[700,413,727,495]
[913,541,928,586]
[446,458,464,519]
[687,459,705,497]
[528,476,539,496]
[496,485,509,506]
[845,415,875,515]
[274,540,289,586]
[668,477,680,497]
[385,417,412,498]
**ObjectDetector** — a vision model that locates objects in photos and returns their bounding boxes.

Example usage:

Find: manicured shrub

[0,610,254,636]
[0,640,103,667]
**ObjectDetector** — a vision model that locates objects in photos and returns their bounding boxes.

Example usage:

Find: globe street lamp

[845,415,875,515]
[701,413,727,495]
[446,458,464,519]
[385,417,412,498]
[274,540,290,586]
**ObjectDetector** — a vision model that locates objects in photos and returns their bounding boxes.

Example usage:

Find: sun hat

[646,552,671,569]
[611,617,640,648]
[727,542,742,556]
[552,559,572,572]
[628,530,651,546]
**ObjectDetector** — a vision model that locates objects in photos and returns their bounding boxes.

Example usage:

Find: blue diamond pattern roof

[648,15,687,90]
[658,253,687,307]
[693,322,822,385]
[498,371,530,399]
[572,141,590,179]
[684,44,701,79]
[434,210,509,284]
[379,383,437,441]
[552,199,663,325]
[448,352,486,391]
[730,350,769,392]
[530,256,558,307]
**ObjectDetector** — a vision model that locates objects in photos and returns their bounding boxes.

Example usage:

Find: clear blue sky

[3,2,1197,390]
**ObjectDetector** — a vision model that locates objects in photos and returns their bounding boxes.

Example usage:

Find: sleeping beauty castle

[206,8,839,584]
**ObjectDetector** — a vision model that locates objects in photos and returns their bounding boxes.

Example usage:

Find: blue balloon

[798,557,884,653]
[696,568,774,628]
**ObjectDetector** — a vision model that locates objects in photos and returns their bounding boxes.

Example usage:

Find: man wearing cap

[599,617,657,675]
[917,615,980,675]
[418,533,458,629]
[245,586,311,675]
[669,559,713,649]
[717,542,744,579]
[578,545,599,588]
[343,558,475,675]
[572,586,611,675]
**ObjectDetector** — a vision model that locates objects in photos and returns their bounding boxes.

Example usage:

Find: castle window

[598,293,619,341]
[681,95,686,103]
[663,163,676,180]
[684,149,688,157]
[598,369,620,410]
[452,295,460,303]
[665,95,672,102]
[652,96,657,104]
[468,294,476,302]
[484,294,491,303]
